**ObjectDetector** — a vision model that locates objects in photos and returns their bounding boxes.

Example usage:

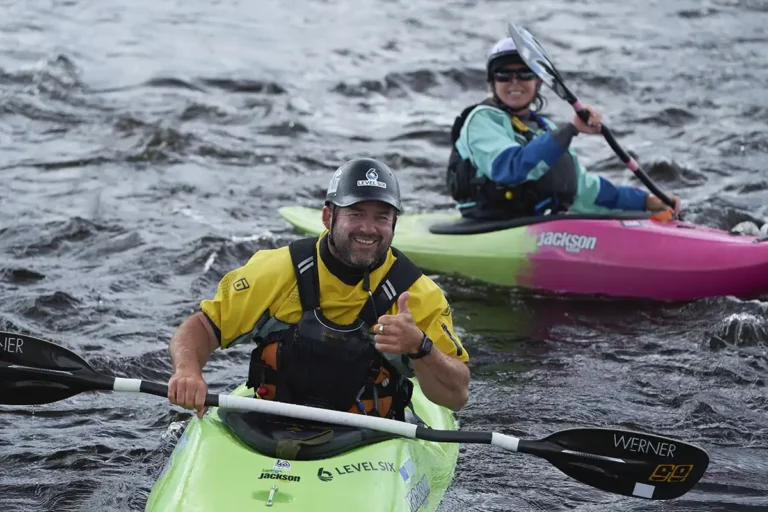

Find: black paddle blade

[0,331,94,371]
[0,331,108,405]
[507,23,574,103]
[0,373,92,405]
[520,427,709,500]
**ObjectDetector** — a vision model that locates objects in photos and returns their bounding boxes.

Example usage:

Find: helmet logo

[357,167,387,189]
[327,168,342,194]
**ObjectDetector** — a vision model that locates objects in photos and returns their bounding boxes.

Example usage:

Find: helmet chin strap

[328,205,337,246]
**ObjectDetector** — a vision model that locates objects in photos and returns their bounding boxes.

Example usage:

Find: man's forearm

[169,312,219,374]
[412,349,470,411]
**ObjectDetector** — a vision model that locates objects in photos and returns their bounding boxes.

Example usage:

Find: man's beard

[329,225,391,269]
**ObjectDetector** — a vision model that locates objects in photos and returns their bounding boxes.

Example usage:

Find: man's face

[322,201,396,269]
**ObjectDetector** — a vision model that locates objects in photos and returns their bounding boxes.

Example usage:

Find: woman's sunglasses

[493,69,537,82]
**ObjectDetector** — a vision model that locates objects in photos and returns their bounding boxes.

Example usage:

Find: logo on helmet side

[327,168,343,194]
[357,167,387,189]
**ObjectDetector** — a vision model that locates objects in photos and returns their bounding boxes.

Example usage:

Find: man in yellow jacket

[167,157,470,420]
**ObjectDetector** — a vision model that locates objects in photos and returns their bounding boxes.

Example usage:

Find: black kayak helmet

[325,158,403,213]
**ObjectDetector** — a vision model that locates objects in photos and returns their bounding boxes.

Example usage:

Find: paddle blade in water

[520,427,709,500]
[0,332,111,405]
[0,371,89,405]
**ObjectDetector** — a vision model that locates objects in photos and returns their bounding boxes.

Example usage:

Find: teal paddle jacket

[455,104,648,213]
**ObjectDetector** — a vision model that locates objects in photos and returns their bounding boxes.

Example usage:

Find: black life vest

[446,100,578,220]
[246,236,422,421]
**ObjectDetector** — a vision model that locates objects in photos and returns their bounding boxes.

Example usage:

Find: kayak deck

[145,380,458,512]
[278,206,768,301]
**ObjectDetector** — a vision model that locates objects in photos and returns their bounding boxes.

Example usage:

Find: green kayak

[145,380,458,512]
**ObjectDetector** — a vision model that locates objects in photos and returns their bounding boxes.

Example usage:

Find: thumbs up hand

[373,292,424,356]
[397,292,411,314]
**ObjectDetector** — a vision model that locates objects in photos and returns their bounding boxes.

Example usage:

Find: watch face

[409,335,433,359]
[420,336,433,356]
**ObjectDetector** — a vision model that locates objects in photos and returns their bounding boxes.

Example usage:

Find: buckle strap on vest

[245,348,282,391]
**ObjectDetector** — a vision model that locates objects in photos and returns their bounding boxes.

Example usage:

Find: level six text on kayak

[333,462,396,475]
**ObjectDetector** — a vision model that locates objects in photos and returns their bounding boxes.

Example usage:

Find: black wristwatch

[408,333,434,360]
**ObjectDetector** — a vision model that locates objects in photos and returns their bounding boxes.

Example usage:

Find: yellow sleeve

[394,275,469,363]
[200,246,295,349]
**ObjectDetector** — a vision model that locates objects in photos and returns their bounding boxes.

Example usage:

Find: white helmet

[486,37,524,81]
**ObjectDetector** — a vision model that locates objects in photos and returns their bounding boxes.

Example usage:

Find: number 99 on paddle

[648,464,694,483]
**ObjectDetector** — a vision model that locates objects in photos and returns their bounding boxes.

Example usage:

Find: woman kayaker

[446,36,681,220]
[167,158,470,420]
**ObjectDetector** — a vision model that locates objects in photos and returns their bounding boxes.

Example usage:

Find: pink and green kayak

[278,206,768,301]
